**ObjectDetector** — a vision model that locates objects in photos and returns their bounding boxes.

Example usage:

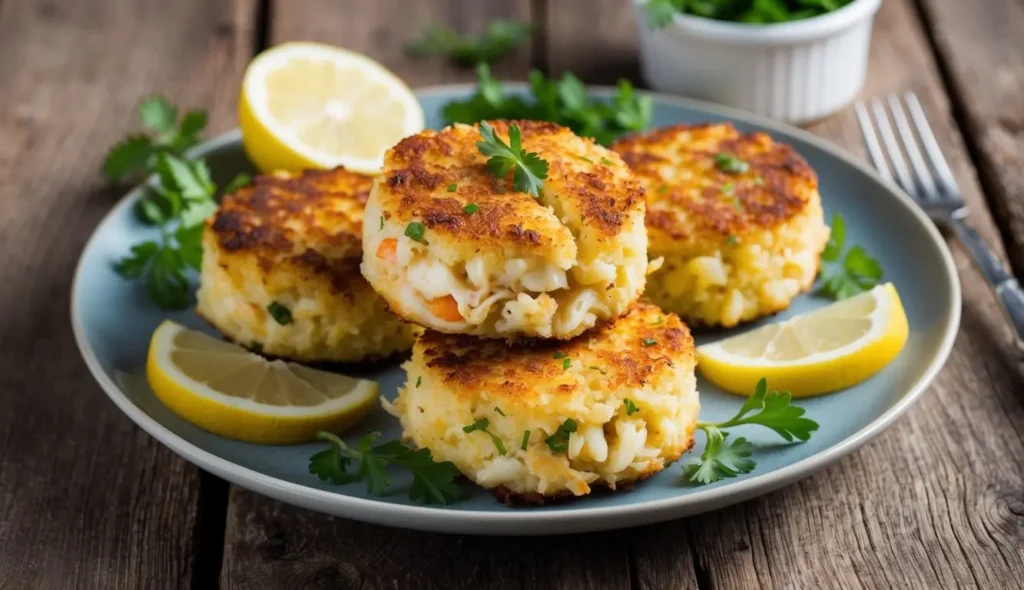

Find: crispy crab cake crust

[392,301,700,501]
[613,123,829,327]
[197,168,417,362]
[362,120,648,340]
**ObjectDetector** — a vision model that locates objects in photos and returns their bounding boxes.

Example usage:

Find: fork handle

[950,217,1024,350]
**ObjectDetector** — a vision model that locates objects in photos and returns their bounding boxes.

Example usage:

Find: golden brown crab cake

[196,167,417,362]
[613,123,829,328]
[361,120,648,340]
[391,301,699,502]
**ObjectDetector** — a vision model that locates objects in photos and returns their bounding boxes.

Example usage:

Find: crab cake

[197,167,417,363]
[391,301,699,503]
[613,123,829,328]
[361,120,648,340]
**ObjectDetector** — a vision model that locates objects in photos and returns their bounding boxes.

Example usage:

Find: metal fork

[855,92,1024,350]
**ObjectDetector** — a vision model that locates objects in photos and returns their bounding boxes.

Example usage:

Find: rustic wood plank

[270,0,532,86]
[915,0,1024,280]
[595,0,1024,587]
[0,0,255,587]
[544,0,638,82]
[220,3,631,589]
[221,486,631,590]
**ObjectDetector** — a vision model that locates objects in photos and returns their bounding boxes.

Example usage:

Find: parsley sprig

[406,20,532,67]
[477,121,549,197]
[682,378,818,485]
[115,152,249,309]
[102,96,208,183]
[309,431,463,505]
[818,213,884,300]
[444,64,652,146]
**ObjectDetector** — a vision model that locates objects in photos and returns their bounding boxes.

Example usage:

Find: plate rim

[70,84,962,536]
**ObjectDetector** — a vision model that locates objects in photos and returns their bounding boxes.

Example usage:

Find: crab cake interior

[361,120,648,340]
[392,302,699,501]
[613,123,829,328]
[197,167,417,363]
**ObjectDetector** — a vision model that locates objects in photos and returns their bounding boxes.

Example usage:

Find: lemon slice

[697,283,909,398]
[146,320,378,444]
[239,42,424,174]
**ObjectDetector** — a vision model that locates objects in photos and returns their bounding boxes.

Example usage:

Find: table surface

[3,0,1024,588]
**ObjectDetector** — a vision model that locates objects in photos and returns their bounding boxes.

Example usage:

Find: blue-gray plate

[71,85,960,535]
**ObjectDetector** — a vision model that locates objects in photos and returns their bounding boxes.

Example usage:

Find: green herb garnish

[494,406,505,416]
[405,221,427,243]
[818,213,883,300]
[309,431,462,505]
[462,418,507,455]
[476,122,548,197]
[624,399,639,415]
[442,65,651,147]
[658,185,668,194]
[463,203,480,215]
[405,20,532,67]
[682,378,818,485]
[114,153,248,309]
[447,183,458,192]
[562,358,572,370]
[600,157,613,166]
[102,96,207,183]
[521,430,531,450]
[545,419,578,453]
[645,0,855,28]
[379,216,384,231]
[715,153,749,174]
[642,338,657,347]
[416,376,422,388]
[267,302,292,325]
[726,235,738,246]
[552,351,567,359]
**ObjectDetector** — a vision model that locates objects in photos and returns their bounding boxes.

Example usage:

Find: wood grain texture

[916,0,1024,280]
[544,0,639,83]
[624,0,1024,588]
[0,0,254,588]
[220,486,631,590]
[269,0,532,86]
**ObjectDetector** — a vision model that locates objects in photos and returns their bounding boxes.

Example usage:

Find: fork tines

[854,92,961,206]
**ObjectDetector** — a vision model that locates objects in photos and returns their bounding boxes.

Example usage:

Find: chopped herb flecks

[624,398,639,415]
[545,419,577,453]
[405,221,426,243]
[715,153,749,174]
[463,417,506,455]
[463,203,480,214]
[267,302,292,325]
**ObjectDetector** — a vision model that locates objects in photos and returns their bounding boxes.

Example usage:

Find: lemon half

[239,42,424,174]
[697,283,909,397]
[146,320,378,444]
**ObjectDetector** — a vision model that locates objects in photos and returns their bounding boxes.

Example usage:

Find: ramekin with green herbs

[635,0,882,123]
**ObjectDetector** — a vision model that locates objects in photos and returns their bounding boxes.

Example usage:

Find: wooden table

[3,0,1024,587]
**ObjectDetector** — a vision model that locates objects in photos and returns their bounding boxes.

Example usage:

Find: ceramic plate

[71,85,960,535]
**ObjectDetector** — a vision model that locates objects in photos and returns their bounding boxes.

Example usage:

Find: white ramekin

[633,0,882,124]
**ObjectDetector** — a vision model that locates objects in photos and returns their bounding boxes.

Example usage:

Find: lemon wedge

[239,42,424,174]
[146,320,378,444]
[696,283,909,398]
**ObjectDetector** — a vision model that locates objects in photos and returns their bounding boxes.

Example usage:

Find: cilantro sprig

[443,64,652,146]
[406,20,532,67]
[818,213,884,300]
[114,152,249,309]
[682,378,818,485]
[309,431,463,505]
[102,96,208,183]
[477,121,549,197]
